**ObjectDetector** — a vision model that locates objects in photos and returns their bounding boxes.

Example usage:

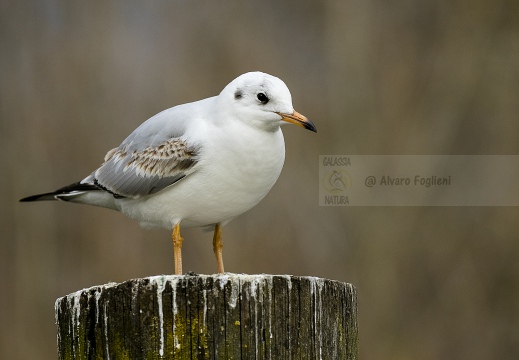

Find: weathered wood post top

[56,274,358,359]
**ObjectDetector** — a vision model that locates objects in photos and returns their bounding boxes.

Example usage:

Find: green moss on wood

[56,275,358,359]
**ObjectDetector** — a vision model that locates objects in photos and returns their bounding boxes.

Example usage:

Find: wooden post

[55,274,358,359]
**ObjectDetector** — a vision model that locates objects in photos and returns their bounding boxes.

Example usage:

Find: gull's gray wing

[89,106,202,199]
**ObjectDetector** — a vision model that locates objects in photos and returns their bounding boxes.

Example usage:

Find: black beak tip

[304,120,317,133]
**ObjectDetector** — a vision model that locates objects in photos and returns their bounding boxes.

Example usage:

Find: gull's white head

[219,72,316,133]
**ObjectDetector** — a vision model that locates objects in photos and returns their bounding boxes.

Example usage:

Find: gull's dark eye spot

[257,92,269,104]
[234,90,243,100]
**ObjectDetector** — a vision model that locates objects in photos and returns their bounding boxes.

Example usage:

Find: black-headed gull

[20,72,317,274]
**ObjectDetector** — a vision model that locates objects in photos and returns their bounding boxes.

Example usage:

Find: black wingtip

[19,193,59,202]
[19,181,103,203]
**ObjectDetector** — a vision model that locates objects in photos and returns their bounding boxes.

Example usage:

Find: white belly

[116,127,286,229]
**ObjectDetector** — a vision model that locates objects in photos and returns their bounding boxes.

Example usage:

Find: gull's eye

[257,92,269,104]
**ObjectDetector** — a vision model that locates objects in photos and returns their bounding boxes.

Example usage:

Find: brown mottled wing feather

[94,138,200,198]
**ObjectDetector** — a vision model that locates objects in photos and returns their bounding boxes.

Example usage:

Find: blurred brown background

[1,1,519,359]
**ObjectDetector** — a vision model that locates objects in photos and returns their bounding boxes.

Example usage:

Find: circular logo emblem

[322,169,352,194]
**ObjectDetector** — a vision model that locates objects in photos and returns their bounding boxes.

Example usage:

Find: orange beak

[277,110,317,133]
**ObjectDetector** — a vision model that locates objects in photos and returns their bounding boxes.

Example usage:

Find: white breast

[116,121,286,229]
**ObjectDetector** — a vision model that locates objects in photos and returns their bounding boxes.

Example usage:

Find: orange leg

[172,224,184,275]
[213,223,225,274]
